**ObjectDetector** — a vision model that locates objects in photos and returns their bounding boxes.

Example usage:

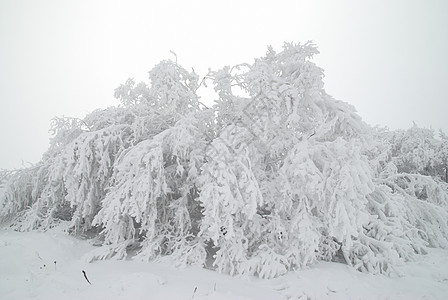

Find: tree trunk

[445,166,447,183]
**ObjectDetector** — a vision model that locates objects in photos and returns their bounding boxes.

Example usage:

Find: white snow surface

[1,227,448,300]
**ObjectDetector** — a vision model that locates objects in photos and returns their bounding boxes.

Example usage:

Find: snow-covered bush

[1,42,448,278]
[383,125,448,181]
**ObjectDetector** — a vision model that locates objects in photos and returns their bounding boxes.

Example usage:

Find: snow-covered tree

[91,115,208,264]
[204,42,381,275]
[197,124,264,275]
[1,42,448,279]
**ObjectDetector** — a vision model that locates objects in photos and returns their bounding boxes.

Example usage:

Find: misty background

[1,0,447,170]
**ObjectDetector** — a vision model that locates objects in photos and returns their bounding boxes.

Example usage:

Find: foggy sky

[1,0,447,169]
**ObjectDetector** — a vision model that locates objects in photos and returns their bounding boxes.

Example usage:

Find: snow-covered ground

[1,227,448,300]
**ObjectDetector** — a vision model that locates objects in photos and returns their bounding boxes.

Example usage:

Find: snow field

[1,228,448,299]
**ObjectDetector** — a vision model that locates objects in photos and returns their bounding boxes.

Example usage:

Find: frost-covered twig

[82,270,91,285]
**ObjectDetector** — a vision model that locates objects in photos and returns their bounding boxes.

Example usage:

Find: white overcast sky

[1,0,447,169]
